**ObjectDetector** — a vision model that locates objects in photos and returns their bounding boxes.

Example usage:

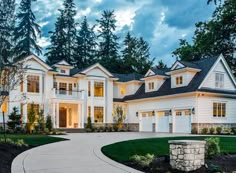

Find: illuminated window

[59,83,67,95]
[27,75,39,93]
[69,83,72,95]
[148,82,154,90]
[184,109,191,116]
[94,81,104,97]
[176,111,182,116]
[215,73,224,88]
[120,87,125,95]
[176,76,183,85]
[213,102,226,117]
[94,106,103,123]
[157,110,170,117]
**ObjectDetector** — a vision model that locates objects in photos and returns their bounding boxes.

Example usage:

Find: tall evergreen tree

[96,10,120,72]
[14,0,42,61]
[74,16,97,68]
[0,0,16,64]
[173,0,236,75]
[156,60,167,69]
[46,0,77,65]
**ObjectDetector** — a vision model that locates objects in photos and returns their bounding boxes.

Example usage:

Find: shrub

[0,138,28,147]
[209,127,215,134]
[113,124,118,132]
[205,137,220,158]
[38,109,45,131]
[222,127,231,135]
[15,139,28,147]
[7,107,22,132]
[191,127,198,134]
[130,154,155,168]
[231,126,236,135]
[27,103,37,133]
[44,128,49,133]
[46,115,53,132]
[216,127,222,135]
[201,127,208,134]
[113,106,126,130]
[207,164,222,173]
[86,116,92,129]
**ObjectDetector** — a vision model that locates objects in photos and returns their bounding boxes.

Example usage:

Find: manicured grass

[0,134,68,146]
[102,136,236,162]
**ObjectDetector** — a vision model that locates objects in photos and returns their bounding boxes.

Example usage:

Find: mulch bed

[0,144,30,173]
[124,154,236,173]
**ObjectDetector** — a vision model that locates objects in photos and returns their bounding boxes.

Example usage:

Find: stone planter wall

[169,140,206,172]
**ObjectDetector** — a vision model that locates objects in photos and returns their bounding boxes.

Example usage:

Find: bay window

[94,81,104,97]
[94,106,104,123]
[27,75,39,93]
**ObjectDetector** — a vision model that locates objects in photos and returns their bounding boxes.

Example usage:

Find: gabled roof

[112,73,143,82]
[25,54,52,70]
[169,60,200,72]
[118,56,231,101]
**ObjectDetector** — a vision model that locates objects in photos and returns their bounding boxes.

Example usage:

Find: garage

[140,112,153,132]
[174,109,191,133]
[156,110,170,132]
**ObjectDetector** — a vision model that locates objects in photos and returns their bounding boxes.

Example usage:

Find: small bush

[222,127,231,135]
[201,127,208,134]
[15,139,28,147]
[0,138,28,147]
[113,125,118,132]
[191,127,198,134]
[130,154,155,168]
[231,126,236,135]
[207,164,222,173]
[46,115,53,132]
[86,116,92,129]
[209,127,215,134]
[216,127,222,135]
[205,137,221,158]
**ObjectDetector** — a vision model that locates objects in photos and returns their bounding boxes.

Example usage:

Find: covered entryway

[174,109,191,133]
[156,110,169,132]
[140,112,153,132]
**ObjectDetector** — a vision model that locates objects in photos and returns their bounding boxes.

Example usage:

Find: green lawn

[102,136,236,162]
[0,134,68,146]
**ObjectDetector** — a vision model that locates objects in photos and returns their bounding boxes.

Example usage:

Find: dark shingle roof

[150,67,169,76]
[112,73,143,82]
[119,56,222,101]
[70,68,83,76]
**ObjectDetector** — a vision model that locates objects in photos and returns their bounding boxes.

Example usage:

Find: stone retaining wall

[169,140,206,172]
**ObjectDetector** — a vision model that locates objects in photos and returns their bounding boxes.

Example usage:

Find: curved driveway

[12,132,190,173]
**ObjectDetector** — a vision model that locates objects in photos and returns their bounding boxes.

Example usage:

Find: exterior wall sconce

[136,112,138,117]
[152,110,155,116]
[169,109,172,115]
[191,108,195,115]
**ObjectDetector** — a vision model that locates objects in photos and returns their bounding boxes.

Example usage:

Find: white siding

[201,60,236,91]
[171,71,197,88]
[145,78,164,92]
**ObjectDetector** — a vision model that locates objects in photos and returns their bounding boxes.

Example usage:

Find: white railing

[51,88,83,99]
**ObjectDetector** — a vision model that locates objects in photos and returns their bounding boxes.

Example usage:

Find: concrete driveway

[12,132,191,173]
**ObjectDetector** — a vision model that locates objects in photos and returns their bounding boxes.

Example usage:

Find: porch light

[191,108,195,115]
[169,109,172,115]
[152,110,155,116]
[1,102,7,113]
[136,112,138,117]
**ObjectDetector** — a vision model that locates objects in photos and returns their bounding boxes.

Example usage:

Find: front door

[59,108,67,127]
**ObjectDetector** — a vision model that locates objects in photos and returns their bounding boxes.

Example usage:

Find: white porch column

[23,103,27,123]
[155,110,158,132]
[52,103,56,128]
[77,103,81,128]
[56,102,59,128]
[81,103,85,128]
[91,80,94,123]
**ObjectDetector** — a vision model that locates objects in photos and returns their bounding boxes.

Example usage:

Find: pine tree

[14,0,42,61]
[7,107,22,131]
[97,10,120,72]
[0,0,15,64]
[74,16,97,68]
[46,0,77,65]
[156,60,167,69]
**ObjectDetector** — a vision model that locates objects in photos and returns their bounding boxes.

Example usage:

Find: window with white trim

[213,102,226,117]
[148,82,154,90]
[215,73,224,88]
[176,76,183,85]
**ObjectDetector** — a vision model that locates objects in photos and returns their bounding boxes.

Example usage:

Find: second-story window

[176,76,183,85]
[215,73,224,88]
[94,81,104,97]
[60,69,66,74]
[148,82,154,90]
[27,75,39,93]
[69,83,72,95]
[59,83,67,95]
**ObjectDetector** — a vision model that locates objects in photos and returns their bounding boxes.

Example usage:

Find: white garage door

[140,112,153,132]
[175,109,191,133]
[156,111,169,132]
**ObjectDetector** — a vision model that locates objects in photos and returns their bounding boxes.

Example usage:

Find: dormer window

[148,82,154,90]
[215,73,224,88]
[176,76,183,85]
[61,69,66,74]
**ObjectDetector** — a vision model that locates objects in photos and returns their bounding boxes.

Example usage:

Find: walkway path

[12,132,190,173]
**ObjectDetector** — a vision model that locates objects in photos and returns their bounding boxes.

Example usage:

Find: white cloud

[37,37,51,48]
[75,7,91,19]
[94,0,102,3]
[39,21,49,28]
[115,8,136,31]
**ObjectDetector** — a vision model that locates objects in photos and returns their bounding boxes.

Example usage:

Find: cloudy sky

[18,0,215,66]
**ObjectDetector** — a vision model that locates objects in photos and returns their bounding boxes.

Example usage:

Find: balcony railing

[51,88,84,99]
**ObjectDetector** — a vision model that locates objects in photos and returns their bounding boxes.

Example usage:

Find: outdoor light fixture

[191,108,195,115]
[169,109,172,115]
[1,102,7,143]
[152,110,155,116]
[136,112,138,117]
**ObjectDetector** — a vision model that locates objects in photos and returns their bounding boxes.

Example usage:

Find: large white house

[1,54,236,133]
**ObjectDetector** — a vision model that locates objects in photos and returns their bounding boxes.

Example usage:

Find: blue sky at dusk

[16,0,215,66]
